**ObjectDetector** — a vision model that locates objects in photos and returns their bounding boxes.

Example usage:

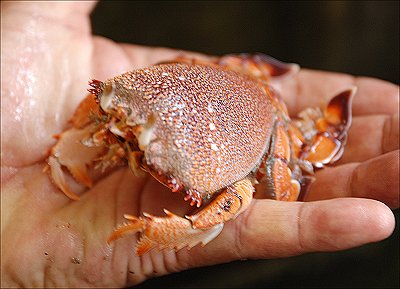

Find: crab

[46,53,354,256]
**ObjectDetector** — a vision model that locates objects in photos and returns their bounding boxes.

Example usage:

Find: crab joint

[186,178,254,229]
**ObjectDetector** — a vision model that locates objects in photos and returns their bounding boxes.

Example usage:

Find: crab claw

[47,156,81,201]
[47,125,105,200]
[47,92,129,200]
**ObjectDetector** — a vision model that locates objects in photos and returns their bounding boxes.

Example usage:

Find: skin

[1,2,399,288]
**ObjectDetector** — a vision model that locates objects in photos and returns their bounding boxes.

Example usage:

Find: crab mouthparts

[94,80,156,152]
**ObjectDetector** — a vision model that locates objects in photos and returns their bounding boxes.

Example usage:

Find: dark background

[91,1,399,288]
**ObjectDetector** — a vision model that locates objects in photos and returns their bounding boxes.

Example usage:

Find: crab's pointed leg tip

[163,209,174,216]
[253,53,300,77]
[289,63,300,75]
[69,194,81,201]
[349,86,357,99]
[271,62,299,79]
[123,214,136,221]
[108,217,145,244]
[68,166,92,188]
[334,86,357,102]
[106,236,115,245]
[142,212,151,218]
[107,229,129,244]
[107,229,123,244]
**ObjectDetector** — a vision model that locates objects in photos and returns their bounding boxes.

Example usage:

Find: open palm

[1,2,398,288]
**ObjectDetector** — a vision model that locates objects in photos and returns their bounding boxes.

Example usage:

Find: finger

[278,69,399,117]
[2,1,96,22]
[305,150,399,208]
[90,42,199,81]
[176,198,395,268]
[352,77,400,116]
[337,114,399,164]
[119,43,208,68]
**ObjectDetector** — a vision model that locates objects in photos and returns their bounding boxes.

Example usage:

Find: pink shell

[105,63,275,195]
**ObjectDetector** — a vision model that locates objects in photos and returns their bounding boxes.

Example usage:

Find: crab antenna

[88,79,103,97]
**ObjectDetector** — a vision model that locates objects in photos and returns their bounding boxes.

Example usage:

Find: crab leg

[47,126,105,200]
[162,53,299,81]
[186,177,254,228]
[108,178,254,255]
[215,53,300,80]
[292,88,355,167]
[255,88,354,201]
[46,93,125,200]
[256,121,301,202]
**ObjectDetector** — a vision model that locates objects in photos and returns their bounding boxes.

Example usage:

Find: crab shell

[47,54,354,255]
[98,63,277,200]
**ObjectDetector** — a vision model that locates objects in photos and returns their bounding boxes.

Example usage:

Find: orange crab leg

[320,88,354,139]
[256,122,301,201]
[186,178,254,228]
[107,215,145,243]
[70,93,101,129]
[294,88,355,167]
[108,211,224,256]
[215,53,300,80]
[162,53,299,81]
[304,133,342,166]
[47,126,106,198]
[46,93,128,200]
[107,178,254,255]
[47,156,81,201]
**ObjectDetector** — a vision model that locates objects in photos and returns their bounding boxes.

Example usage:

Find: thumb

[1,1,96,167]
[2,1,96,27]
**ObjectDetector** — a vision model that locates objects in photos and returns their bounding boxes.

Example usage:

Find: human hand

[1,2,398,288]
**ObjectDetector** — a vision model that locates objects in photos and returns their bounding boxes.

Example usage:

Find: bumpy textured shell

[105,63,276,195]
